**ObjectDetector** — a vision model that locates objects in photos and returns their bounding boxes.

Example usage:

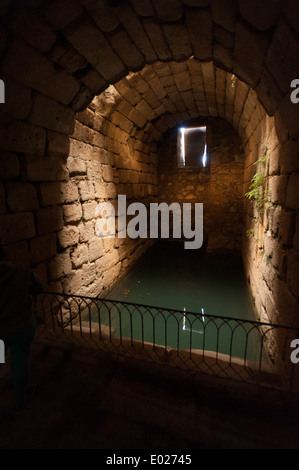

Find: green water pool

[85,242,263,361]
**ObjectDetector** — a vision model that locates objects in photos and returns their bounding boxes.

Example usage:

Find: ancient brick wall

[158,118,244,253]
[0,0,298,367]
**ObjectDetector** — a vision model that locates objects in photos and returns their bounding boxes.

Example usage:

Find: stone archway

[0,1,298,353]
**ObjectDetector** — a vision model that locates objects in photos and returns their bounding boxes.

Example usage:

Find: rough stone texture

[36,206,64,235]
[239,0,282,31]
[2,39,80,105]
[10,6,57,53]
[30,93,76,135]
[79,0,120,33]
[159,118,245,253]
[266,21,299,95]
[0,1,298,376]
[151,0,184,22]
[48,251,72,281]
[233,22,269,88]
[113,3,157,63]
[64,18,126,83]
[163,24,193,61]
[186,10,213,61]
[30,233,57,265]
[0,152,20,179]
[0,212,36,244]
[6,182,39,212]
[211,0,238,32]
[0,118,46,156]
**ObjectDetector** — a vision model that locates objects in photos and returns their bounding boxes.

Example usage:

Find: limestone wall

[159,118,244,253]
[0,89,159,296]
[242,102,299,370]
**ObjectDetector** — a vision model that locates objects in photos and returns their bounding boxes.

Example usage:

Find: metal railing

[37,292,299,392]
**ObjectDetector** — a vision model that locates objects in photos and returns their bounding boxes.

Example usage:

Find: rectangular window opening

[178,126,208,169]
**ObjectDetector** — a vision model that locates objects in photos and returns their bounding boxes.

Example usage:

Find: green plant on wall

[246,228,255,239]
[245,154,269,215]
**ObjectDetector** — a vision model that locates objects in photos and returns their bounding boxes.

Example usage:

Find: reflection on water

[105,242,254,320]
[85,242,263,361]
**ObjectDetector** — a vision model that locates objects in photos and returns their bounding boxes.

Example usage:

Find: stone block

[30,93,76,135]
[266,21,299,94]
[36,206,64,235]
[2,77,32,121]
[62,270,83,294]
[71,243,89,268]
[82,262,96,286]
[239,0,282,31]
[278,94,299,141]
[186,9,213,61]
[286,174,299,210]
[0,151,20,179]
[79,221,95,243]
[78,180,95,202]
[39,182,62,206]
[234,21,269,87]
[211,0,238,32]
[283,0,299,34]
[268,175,288,205]
[63,203,82,224]
[0,118,46,156]
[287,250,299,298]
[141,18,172,62]
[114,3,157,63]
[60,181,79,204]
[42,0,84,30]
[3,240,30,266]
[130,0,155,17]
[7,182,39,212]
[163,24,193,61]
[151,0,184,22]
[67,157,87,175]
[110,28,144,71]
[2,38,80,105]
[10,6,57,53]
[82,200,98,221]
[48,250,72,281]
[64,17,126,83]
[30,233,57,265]
[89,236,103,262]
[58,226,79,249]
[79,0,119,32]
[294,214,299,253]
[25,155,66,182]
[101,263,121,289]
[47,131,70,159]
[0,212,36,244]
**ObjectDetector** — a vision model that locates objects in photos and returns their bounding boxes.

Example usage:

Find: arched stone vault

[0,0,298,368]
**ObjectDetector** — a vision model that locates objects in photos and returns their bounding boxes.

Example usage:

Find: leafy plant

[245,154,269,215]
[246,228,255,239]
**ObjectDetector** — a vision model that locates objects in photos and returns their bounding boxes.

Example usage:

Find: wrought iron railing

[37,292,299,392]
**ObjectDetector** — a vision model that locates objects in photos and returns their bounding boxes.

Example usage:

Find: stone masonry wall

[0,87,159,297]
[242,103,299,371]
[159,118,245,253]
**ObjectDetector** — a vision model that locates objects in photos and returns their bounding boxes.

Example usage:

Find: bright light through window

[178,126,208,168]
